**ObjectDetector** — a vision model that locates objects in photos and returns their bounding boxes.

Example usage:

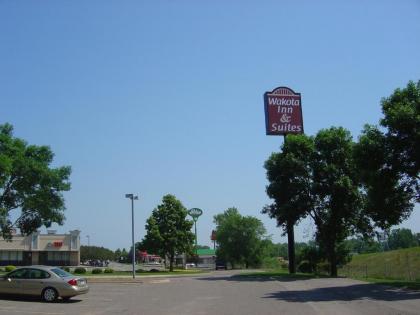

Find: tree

[142,194,194,271]
[120,248,129,263]
[344,237,381,254]
[263,127,364,276]
[80,245,115,262]
[310,127,363,276]
[214,208,267,268]
[354,81,419,230]
[263,134,315,273]
[0,123,71,239]
[380,80,420,198]
[387,228,418,250]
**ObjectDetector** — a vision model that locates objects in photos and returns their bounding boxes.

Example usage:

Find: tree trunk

[287,221,296,274]
[328,241,337,277]
[169,253,174,272]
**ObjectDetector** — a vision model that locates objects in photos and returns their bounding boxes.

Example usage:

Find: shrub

[104,268,114,273]
[61,266,70,272]
[297,260,313,273]
[316,261,330,275]
[74,267,87,274]
[262,257,282,269]
[92,268,103,274]
[5,265,16,272]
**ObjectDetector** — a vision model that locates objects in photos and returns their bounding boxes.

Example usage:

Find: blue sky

[1,1,419,250]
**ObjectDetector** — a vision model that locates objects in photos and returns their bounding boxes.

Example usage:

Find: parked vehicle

[0,265,89,302]
[215,260,227,270]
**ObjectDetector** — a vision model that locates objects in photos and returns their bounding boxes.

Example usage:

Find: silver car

[0,265,89,302]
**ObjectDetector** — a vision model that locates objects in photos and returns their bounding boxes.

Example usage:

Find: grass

[236,268,324,280]
[339,246,420,290]
[340,246,420,281]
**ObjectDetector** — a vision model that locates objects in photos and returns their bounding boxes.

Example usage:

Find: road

[1,270,420,314]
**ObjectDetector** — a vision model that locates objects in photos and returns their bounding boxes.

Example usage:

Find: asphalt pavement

[0,270,419,315]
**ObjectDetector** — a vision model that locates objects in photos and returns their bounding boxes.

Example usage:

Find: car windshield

[51,268,73,278]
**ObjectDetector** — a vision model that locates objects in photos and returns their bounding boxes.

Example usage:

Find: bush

[297,260,313,273]
[74,267,87,274]
[262,257,282,269]
[92,268,103,274]
[104,268,114,273]
[5,265,16,272]
[60,266,70,272]
[316,261,330,275]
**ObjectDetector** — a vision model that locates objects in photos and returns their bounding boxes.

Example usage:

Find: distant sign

[211,230,216,241]
[264,86,304,135]
[188,208,203,221]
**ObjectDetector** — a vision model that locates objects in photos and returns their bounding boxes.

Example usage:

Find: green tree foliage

[263,134,314,231]
[387,228,419,250]
[117,248,129,263]
[263,128,363,276]
[381,80,420,189]
[142,194,194,271]
[311,127,363,276]
[0,123,71,239]
[263,134,315,273]
[263,82,419,276]
[214,208,267,268]
[80,245,115,262]
[354,81,419,229]
[344,237,382,254]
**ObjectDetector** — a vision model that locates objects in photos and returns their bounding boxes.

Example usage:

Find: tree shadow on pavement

[262,283,420,302]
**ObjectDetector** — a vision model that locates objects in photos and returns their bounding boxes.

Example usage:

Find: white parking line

[149,279,170,284]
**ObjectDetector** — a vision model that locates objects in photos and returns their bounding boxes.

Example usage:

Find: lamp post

[125,193,139,279]
[86,235,90,261]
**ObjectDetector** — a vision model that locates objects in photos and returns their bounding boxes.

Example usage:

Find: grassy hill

[340,247,420,281]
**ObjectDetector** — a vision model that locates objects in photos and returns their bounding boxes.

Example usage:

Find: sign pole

[264,86,303,275]
[285,133,296,273]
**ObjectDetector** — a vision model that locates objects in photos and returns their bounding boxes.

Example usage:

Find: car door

[24,268,51,295]
[0,268,28,294]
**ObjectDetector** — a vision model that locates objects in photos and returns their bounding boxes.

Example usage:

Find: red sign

[264,87,304,135]
[211,230,216,241]
[53,241,63,247]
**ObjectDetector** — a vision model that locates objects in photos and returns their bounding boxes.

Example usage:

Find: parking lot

[1,271,420,315]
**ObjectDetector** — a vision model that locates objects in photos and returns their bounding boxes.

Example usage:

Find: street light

[86,235,90,261]
[125,193,139,279]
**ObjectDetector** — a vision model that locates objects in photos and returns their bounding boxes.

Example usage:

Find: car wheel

[42,287,58,302]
